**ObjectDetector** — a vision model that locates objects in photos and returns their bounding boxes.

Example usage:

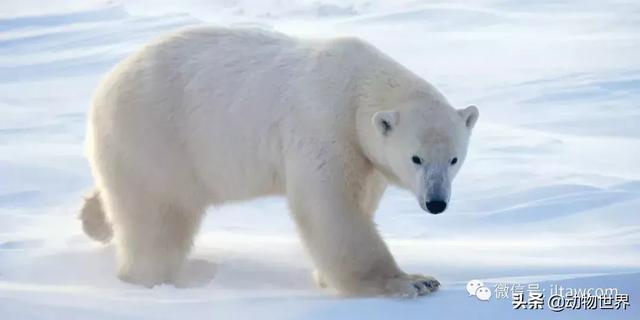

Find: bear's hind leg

[105,191,204,287]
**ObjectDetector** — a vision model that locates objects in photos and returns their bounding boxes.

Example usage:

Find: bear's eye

[450,157,458,166]
[411,156,422,165]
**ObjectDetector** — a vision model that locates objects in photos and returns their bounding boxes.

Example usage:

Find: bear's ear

[372,111,398,136]
[458,105,479,130]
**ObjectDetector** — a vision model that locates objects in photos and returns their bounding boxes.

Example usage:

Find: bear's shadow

[175,258,218,288]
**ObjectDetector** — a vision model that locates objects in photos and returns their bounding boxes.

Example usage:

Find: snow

[1,1,639,319]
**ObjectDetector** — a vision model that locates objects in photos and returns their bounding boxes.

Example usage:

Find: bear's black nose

[426,201,447,214]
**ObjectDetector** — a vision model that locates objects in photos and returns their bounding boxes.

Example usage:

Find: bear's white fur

[82,27,478,297]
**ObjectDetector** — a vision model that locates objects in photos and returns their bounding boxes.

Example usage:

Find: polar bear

[80,27,479,297]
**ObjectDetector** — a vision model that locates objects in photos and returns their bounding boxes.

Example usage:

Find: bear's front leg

[285,152,439,297]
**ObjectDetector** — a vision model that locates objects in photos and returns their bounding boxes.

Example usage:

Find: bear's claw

[386,274,440,298]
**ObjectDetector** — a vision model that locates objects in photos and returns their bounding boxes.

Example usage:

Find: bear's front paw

[383,274,440,298]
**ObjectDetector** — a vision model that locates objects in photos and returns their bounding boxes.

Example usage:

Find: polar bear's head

[369,101,478,214]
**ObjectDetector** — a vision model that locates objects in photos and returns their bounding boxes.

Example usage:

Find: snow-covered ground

[1,1,639,319]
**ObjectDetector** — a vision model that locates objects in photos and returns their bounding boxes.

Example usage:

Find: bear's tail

[79,189,113,243]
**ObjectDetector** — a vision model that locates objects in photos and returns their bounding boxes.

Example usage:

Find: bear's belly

[187,130,287,203]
